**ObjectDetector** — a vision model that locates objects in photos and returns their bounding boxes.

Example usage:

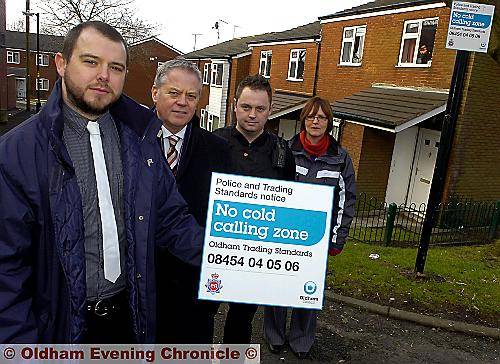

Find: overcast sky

[6,0,373,53]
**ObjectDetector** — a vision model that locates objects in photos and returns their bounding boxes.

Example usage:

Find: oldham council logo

[304,281,317,295]
[206,273,223,294]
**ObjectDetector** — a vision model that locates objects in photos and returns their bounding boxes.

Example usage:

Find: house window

[206,113,221,132]
[259,51,272,78]
[288,49,306,81]
[206,113,214,131]
[200,109,207,129]
[7,51,20,64]
[36,54,49,66]
[340,26,366,65]
[211,63,224,86]
[331,118,342,140]
[203,63,211,85]
[212,115,220,130]
[398,18,438,66]
[36,78,49,91]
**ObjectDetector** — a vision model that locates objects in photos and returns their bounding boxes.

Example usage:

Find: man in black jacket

[214,74,295,343]
[152,58,232,343]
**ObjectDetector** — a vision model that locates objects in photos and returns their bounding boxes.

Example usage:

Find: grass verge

[327,240,500,327]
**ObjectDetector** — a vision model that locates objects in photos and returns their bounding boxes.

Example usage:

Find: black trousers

[156,250,220,343]
[223,302,259,344]
[84,291,135,344]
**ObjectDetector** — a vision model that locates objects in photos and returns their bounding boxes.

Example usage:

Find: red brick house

[185,0,500,205]
[124,36,182,106]
[4,32,181,108]
[185,23,320,131]
[185,35,270,131]
[246,22,321,137]
[443,50,500,201]
[317,0,457,205]
[241,0,458,206]
[4,31,63,102]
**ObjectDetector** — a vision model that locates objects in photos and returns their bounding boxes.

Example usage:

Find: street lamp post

[24,0,30,112]
[23,11,40,112]
[35,12,40,112]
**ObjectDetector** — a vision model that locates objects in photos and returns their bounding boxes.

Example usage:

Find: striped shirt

[62,104,127,300]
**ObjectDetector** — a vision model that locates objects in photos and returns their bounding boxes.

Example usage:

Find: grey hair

[153,57,202,88]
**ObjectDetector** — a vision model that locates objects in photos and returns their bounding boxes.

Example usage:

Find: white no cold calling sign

[446,1,495,53]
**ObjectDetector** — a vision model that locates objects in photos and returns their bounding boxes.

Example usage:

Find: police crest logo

[205,273,223,294]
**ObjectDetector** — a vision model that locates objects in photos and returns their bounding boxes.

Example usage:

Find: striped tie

[167,135,179,174]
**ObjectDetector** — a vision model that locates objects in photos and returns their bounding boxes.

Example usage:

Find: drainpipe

[25,0,30,111]
[224,56,233,127]
[312,36,321,96]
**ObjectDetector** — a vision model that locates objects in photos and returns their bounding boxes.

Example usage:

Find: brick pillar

[0,0,7,122]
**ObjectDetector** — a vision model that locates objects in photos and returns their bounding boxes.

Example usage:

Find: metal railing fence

[348,193,499,246]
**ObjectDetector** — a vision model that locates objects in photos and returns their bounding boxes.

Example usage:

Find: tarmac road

[212,294,499,363]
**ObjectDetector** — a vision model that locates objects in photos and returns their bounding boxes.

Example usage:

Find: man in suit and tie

[151,58,232,343]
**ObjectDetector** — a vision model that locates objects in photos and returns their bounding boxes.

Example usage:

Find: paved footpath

[213,295,499,363]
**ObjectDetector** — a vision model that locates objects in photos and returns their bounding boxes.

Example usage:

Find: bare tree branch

[7,18,26,32]
[34,0,157,43]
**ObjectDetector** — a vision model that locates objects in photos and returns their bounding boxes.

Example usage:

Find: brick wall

[339,122,365,176]
[6,49,59,101]
[226,54,251,126]
[316,6,455,200]
[196,60,211,118]
[444,53,500,201]
[356,127,396,200]
[124,39,181,106]
[316,7,455,102]
[250,42,318,95]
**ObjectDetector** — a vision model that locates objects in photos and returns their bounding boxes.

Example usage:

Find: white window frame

[287,49,306,81]
[206,113,214,132]
[397,17,438,67]
[36,53,49,67]
[200,109,207,129]
[331,117,341,140]
[339,25,366,66]
[211,63,224,87]
[203,63,211,85]
[7,50,20,64]
[259,50,272,78]
[212,115,220,130]
[36,78,49,91]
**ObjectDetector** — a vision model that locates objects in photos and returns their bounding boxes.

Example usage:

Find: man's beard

[64,74,118,117]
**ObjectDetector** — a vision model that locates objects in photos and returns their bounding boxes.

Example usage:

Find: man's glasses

[306,115,328,122]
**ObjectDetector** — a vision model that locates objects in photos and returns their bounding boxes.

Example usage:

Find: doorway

[16,78,26,99]
[408,128,441,207]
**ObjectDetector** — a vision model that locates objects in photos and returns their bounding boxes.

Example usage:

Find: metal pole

[415,50,470,273]
[489,201,500,240]
[192,33,201,51]
[25,0,30,112]
[35,13,40,112]
[384,203,397,246]
[0,0,7,123]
